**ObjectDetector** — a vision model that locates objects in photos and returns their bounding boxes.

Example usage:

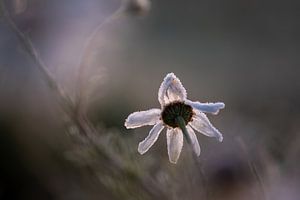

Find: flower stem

[175,116,191,144]
[176,116,209,199]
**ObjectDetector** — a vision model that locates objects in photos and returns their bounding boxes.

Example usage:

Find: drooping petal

[186,100,225,115]
[190,110,223,142]
[158,73,187,106]
[166,128,183,164]
[125,108,161,129]
[186,125,201,156]
[138,122,164,154]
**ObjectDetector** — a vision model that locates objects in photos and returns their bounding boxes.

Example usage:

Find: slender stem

[75,5,124,114]
[175,116,191,144]
[175,117,210,199]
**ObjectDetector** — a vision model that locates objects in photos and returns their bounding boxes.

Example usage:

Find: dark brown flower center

[161,101,194,128]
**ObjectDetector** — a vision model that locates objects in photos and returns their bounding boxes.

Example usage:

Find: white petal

[190,110,223,142]
[166,128,183,164]
[138,122,164,154]
[158,73,187,106]
[186,125,201,156]
[186,100,225,115]
[125,109,161,129]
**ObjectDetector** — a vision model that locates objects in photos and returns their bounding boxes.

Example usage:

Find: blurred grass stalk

[0,0,122,136]
[236,136,267,200]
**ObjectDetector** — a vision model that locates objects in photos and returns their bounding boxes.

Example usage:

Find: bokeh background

[0,0,300,199]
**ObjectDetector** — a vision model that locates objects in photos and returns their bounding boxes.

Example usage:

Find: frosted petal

[138,122,164,154]
[186,100,225,115]
[190,110,223,142]
[166,128,183,164]
[186,125,201,156]
[125,108,161,129]
[158,73,187,106]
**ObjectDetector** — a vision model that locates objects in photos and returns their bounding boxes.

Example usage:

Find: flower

[125,73,224,164]
[125,0,151,16]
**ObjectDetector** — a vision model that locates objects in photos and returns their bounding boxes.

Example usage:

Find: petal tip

[138,142,148,155]
[165,72,176,78]
[169,159,178,164]
[124,118,128,128]
[220,102,225,108]
[159,73,187,105]
[212,110,220,115]
[124,118,134,129]
[210,102,225,115]
[124,120,129,128]
[218,135,223,142]
[137,147,146,155]
[163,72,180,84]
[194,147,201,156]
[217,102,225,109]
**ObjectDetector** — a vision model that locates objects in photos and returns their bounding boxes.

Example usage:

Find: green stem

[175,116,191,144]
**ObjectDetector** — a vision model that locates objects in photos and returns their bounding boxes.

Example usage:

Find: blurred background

[0,0,300,199]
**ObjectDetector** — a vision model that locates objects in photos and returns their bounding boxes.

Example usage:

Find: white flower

[125,73,224,164]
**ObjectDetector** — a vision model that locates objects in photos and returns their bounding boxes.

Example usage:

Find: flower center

[161,101,194,128]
